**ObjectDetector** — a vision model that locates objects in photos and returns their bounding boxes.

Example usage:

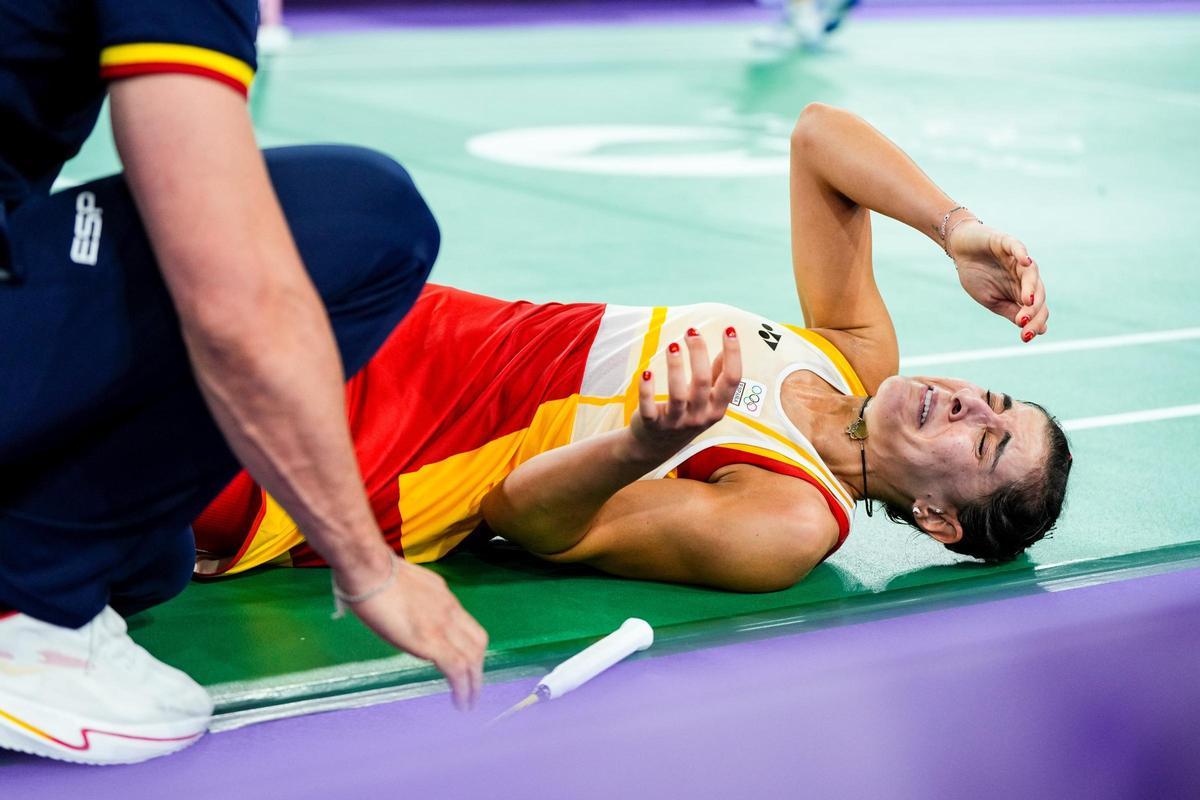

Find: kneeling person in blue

[0,0,487,764]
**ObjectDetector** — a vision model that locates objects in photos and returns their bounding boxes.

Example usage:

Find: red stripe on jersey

[99,62,249,97]
[290,285,605,566]
[676,446,851,558]
[194,472,261,555]
[193,471,269,572]
[214,284,606,569]
[360,285,606,471]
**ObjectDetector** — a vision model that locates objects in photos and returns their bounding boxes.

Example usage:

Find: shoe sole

[0,695,208,765]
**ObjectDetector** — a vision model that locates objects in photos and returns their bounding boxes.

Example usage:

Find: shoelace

[86,610,146,675]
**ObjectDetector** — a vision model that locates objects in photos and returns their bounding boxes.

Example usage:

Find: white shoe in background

[257,24,293,55]
[753,0,858,51]
[0,606,212,764]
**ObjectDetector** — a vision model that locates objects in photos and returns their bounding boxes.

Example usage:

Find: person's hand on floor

[336,554,488,710]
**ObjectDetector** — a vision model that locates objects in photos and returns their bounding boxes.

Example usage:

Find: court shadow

[881,553,1037,593]
[432,529,599,588]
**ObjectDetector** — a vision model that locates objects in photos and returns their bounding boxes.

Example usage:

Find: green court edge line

[208,541,1200,720]
[209,665,545,733]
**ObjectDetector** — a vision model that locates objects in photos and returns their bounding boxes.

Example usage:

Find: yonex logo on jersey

[758,323,781,351]
[70,191,103,266]
[731,379,766,418]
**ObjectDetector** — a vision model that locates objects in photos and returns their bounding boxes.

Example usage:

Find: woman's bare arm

[481,329,740,555]
[788,103,1048,390]
[538,466,839,593]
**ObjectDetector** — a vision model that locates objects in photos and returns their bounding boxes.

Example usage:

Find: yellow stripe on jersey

[221,394,581,572]
[100,43,255,91]
[578,395,626,406]
[623,306,668,423]
[220,495,305,576]
[398,394,580,562]
[725,409,855,508]
[784,326,868,397]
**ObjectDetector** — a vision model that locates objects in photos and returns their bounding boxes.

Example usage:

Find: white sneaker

[752,0,858,51]
[0,607,212,765]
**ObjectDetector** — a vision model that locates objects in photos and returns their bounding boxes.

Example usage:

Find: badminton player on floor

[195,104,1072,593]
[0,0,484,766]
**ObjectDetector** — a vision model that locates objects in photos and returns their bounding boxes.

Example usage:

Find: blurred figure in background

[258,0,292,53]
[755,0,858,50]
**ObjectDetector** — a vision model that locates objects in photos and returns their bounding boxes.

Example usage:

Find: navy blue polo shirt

[0,0,258,279]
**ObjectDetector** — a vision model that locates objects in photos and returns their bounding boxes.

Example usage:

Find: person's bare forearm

[109,74,485,704]
[791,103,957,246]
[110,76,390,588]
[481,428,662,555]
[182,285,389,582]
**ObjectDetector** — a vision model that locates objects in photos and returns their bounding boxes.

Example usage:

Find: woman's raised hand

[629,326,742,462]
[947,221,1049,343]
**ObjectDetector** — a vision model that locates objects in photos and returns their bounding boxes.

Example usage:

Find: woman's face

[867,375,1050,508]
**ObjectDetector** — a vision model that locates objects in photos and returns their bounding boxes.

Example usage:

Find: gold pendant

[846,417,868,441]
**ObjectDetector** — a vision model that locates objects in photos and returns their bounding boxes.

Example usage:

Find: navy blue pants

[0,146,439,628]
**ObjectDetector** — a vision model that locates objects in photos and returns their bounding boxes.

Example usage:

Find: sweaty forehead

[994,400,1050,482]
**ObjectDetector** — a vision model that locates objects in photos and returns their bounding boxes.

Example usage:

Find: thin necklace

[846,395,874,516]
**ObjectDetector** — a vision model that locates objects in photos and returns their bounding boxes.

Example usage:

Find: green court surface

[60,10,1200,718]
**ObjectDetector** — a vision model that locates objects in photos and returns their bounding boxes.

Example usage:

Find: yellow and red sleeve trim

[676,445,851,559]
[100,43,255,98]
[782,325,869,397]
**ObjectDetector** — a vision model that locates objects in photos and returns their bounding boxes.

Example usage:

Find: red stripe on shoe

[0,707,204,751]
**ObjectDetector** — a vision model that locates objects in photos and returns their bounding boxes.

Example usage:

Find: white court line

[50,176,81,192]
[901,326,1200,369]
[1062,404,1200,433]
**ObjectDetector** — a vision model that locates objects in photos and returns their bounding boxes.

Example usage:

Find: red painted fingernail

[1022,331,1034,343]
[686,327,698,337]
[1019,315,1030,326]
[1029,294,1035,304]
[642,370,652,381]
[725,326,736,338]
[668,342,680,354]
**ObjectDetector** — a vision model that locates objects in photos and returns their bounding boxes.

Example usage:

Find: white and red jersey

[194,286,866,576]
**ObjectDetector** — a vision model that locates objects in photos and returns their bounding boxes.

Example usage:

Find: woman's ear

[912,500,963,545]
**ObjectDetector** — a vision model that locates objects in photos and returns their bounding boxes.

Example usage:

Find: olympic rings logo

[744,384,763,413]
[733,380,765,417]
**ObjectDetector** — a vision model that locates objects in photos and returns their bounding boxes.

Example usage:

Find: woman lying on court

[193,103,1071,592]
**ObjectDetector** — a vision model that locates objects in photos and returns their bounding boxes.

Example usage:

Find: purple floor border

[276,0,1200,34]
[6,564,1199,799]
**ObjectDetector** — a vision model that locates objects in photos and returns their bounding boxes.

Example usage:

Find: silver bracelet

[331,553,400,620]
[937,205,966,242]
